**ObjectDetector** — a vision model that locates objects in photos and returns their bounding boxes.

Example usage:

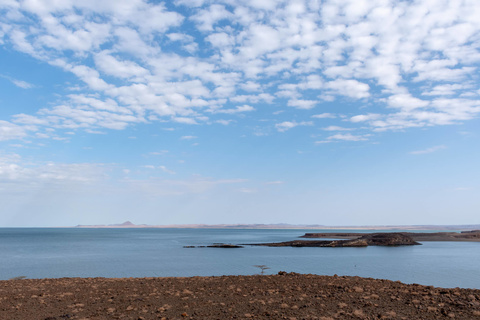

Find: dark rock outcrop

[207,243,243,248]
[358,232,420,246]
[247,232,420,247]
[184,243,243,248]
[301,230,480,242]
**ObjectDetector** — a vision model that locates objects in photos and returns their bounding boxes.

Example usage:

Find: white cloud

[265,181,284,185]
[0,120,29,141]
[311,113,336,119]
[386,94,429,110]
[174,0,205,8]
[190,4,233,31]
[94,51,149,79]
[275,121,313,132]
[149,150,169,155]
[167,33,198,53]
[0,74,35,88]
[350,114,382,123]
[114,27,158,58]
[0,154,106,185]
[159,165,176,175]
[173,117,198,125]
[322,126,353,131]
[180,135,197,140]
[12,79,34,89]
[210,105,255,114]
[240,81,261,92]
[329,133,369,141]
[316,133,371,143]
[167,33,193,42]
[239,24,281,59]
[238,187,257,193]
[413,60,475,82]
[410,145,447,155]
[287,99,317,110]
[0,0,479,141]
[67,64,112,91]
[422,84,471,96]
[9,29,39,57]
[215,119,233,125]
[325,79,370,99]
[230,94,274,104]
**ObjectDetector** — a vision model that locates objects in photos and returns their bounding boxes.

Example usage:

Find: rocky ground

[1,273,480,319]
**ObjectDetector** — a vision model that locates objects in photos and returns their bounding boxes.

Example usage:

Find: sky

[0,0,479,227]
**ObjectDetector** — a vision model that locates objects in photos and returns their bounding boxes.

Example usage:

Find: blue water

[0,228,479,289]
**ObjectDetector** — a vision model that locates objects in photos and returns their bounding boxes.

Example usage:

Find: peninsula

[242,230,480,248]
[247,232,421,247]
[300,230,480,242]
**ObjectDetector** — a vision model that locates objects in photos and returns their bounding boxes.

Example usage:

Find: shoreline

[2,274,480,319]
[72,223,480,230]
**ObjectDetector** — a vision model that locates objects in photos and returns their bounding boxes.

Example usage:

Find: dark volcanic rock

[184,243,243,248]
[248,232,419,247]
[207,243,243,248]
[358,232,421,246]
[301,230,480,242]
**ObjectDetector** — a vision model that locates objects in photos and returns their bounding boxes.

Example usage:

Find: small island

[191,230,480,248]
[184,243,243,248]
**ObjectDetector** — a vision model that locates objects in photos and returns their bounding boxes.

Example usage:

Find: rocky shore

[1,273,480,319]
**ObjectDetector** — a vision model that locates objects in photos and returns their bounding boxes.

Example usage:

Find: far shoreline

[68,221,480,231]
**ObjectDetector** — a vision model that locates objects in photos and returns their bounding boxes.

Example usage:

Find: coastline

[2,274,479,319]
[71,221,480,231]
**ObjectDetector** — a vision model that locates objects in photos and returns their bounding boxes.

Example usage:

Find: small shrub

[253,265,270,275]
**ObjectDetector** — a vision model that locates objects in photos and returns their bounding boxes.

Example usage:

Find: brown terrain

[1,273,480,319]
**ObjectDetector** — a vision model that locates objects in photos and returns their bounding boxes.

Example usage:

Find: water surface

[1,228,479,289]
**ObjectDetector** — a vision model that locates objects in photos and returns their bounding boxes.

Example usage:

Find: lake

[1,228,479,289]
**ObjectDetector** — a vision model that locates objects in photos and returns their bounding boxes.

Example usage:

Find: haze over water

[1,228,479,289]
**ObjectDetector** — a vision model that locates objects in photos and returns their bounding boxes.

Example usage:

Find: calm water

[1,228,479,289]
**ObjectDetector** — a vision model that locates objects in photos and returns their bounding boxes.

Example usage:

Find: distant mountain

[75,221,147,228]
[112,221,135,227]
[73,222,480,230]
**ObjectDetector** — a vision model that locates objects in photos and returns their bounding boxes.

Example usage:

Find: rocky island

[247,232,421,247]
[187,231,480,249]
[301,230,480,242]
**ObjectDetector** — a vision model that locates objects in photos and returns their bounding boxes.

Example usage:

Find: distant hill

[75,221,148,228]
[73,222,480,230]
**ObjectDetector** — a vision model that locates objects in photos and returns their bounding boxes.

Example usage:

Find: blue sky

[0,0,479,227]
